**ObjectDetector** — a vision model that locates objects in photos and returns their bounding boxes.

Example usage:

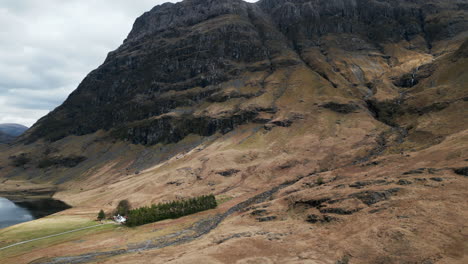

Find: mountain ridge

[0,0,467,263]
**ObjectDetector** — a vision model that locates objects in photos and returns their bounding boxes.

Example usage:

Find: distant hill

[0,124,28,143]
[0,131,15,144]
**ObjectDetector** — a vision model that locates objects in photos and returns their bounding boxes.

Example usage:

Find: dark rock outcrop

[322,102,359,114]
[111,110,259,145]
[397,179,412,185]
[306,214,338,224]
[259,0,467,44]
[349,180,388,189]
[393,63,436,88]
[217,169,241,177]
[256,216,277,222]
[295,198,331,209]
[454,167,468,177]
[37,156,87,169]
[454,38,468,60]
[403,168,426,175]
[319,207,361,215]
[9,153,31,168]
[366,99,403,127]
[251,209,268,216]
[429,177,443,182]
[349,188,401,206]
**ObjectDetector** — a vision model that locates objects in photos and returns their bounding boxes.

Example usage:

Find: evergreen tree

[116,199,131,216]
[97,209,106,221]
[125,194,217,227]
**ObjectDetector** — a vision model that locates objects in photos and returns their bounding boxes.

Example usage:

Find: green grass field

[0,215,117,259]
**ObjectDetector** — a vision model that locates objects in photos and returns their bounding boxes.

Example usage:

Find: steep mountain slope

[21,0,467,145]
[0,124,28,144]
[0,0,467,263]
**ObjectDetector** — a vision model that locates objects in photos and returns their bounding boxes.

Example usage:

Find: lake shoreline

[0,179,57,200]
[0,181,71,227]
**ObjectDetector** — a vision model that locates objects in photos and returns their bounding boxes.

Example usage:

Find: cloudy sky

[0,0,257,127]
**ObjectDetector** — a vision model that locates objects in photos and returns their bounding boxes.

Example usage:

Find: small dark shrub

[97,210,106,221]
[10,154,31,167]
[322,102,359,114]
[37,158,56,168]
[316,177,325,185]
[366,100,402,126]
[37,155,87,169]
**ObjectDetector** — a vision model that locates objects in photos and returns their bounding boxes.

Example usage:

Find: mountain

[1,0,467,263]
[0,131,15,144]
[0,123,28,144]
[21,0,467,146]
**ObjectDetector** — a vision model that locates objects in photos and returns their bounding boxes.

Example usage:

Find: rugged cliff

[1,1,467,263]
[22,0,467,145]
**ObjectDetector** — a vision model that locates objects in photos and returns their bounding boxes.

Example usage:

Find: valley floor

[1,133,467,264]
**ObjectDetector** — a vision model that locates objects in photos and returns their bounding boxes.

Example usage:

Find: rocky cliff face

[23,0,277,143]
[22,0,467,146]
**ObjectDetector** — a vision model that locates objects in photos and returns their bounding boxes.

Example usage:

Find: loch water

[0,197,34,229]
[0,196,71,229]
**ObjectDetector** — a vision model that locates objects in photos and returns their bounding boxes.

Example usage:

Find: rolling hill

[0,124,28,144]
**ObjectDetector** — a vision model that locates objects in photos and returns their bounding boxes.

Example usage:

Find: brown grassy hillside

[0,0,467,263]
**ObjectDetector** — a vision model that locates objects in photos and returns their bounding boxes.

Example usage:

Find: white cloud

[0,0,258,127]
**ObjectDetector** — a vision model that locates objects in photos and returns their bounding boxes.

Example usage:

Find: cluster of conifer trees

[126,194,217,227]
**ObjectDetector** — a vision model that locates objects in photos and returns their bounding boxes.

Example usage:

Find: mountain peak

[124,0,253,43]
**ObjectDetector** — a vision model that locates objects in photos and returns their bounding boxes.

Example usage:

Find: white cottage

[114,214,127,224]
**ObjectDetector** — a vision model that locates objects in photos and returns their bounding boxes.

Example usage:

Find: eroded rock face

[23,0,282,144]
[259,0,467,44]
[112,110,260,145]
[21,0,467,146]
